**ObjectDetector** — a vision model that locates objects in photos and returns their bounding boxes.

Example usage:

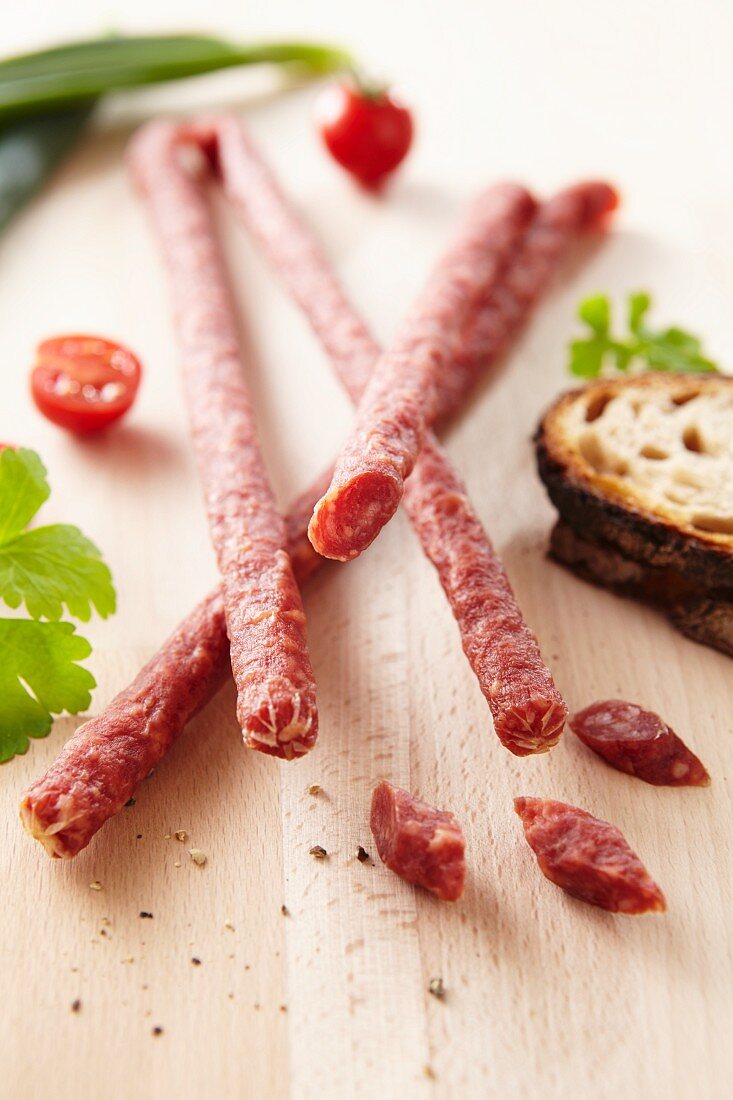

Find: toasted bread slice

[549,519,733,657]
[535,373,733,590]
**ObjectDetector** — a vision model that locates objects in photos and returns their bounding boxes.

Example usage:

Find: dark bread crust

[549,519,733,658]
[535,374,733,590]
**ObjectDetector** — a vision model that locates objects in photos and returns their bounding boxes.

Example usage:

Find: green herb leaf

[578,294,611,336]
[627,291,651,336]
[568,338,607,378]
[0,447,115,761]
[0,448,115,620]
[1,35,352,239]
[0,618,94,762]
[567,291,720,378]
[0,446,49,542]
[0,525,115,621]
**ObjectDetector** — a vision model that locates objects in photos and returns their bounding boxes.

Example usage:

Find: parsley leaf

[568,292,719,378]
[0,619,94,762]
[0,446,48,542]
[0,447,115,621]
[0,525,115,621]
[0,446,116,761]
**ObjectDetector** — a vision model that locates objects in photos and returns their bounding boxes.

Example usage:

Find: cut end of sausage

[308,471,403,561]
[577,181,621,230]
[19,793,83,860]
[241,684,318,760]
[370,780,466,901]
[514,796,666,914]
[496,696,568,756]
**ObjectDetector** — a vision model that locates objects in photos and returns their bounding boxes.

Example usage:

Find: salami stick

[21,128,614,857]
[431,180,619,425]
[305,179,616,561]
[20,590,230,858]
[304,184,537,561]
[129,123,317,760]
[215,121,620,752]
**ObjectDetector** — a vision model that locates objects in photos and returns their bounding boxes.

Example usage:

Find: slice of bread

[550,519,733,656]
[535,373,733,655]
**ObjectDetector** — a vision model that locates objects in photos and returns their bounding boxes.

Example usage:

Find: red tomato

[317,83,414,189]
[31,335,142,434]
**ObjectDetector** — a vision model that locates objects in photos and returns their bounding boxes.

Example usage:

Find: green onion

[0,35,353,126]
[0,34,352,235]
[0,105,94,233]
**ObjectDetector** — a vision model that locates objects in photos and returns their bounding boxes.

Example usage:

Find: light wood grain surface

[2,3,732,1098]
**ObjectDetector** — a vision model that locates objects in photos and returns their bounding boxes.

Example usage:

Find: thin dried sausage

[19,507,328,859]
[435,180,619,424]
[129,122,317,760]
[307,183,537,561]
[305,178,617,561]
[215,118,572,753]
[514,797,666,914]
[570,699,710,786]
[370,781,466,901]
[19,590,230,858]
[20,121,614,856]
[402,439,567,753]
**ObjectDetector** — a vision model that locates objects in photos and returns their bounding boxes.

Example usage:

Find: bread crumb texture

[559,376,733,540]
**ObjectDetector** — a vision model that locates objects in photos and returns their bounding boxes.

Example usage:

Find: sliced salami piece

[569,700,710,787]
[129,122,317,760]
[370,781,466,901]
[306,182,538,561]
[514,797,666,914]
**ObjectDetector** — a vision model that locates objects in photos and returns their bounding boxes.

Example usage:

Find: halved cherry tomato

[31,335,142,434]
[317,83,414,189]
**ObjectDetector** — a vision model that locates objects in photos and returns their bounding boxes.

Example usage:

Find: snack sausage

[306,179,618,561]
[20,120,614,856]
[307,182,537,561]
[19,590,229,858]
[19,518,324,859]
[435,180,619,424]
[215,117,569,753]
[402,439,567,753]
[129,122,317,760]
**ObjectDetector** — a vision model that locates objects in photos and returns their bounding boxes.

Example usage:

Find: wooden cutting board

[2,5,732,1098]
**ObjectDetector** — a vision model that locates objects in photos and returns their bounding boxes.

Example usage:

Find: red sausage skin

[19,590,230,858]
[129,121,317,760]
[308,183,538,561]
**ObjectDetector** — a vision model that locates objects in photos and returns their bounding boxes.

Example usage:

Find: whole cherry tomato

[31,335,142,434]
[317,83,414,189]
